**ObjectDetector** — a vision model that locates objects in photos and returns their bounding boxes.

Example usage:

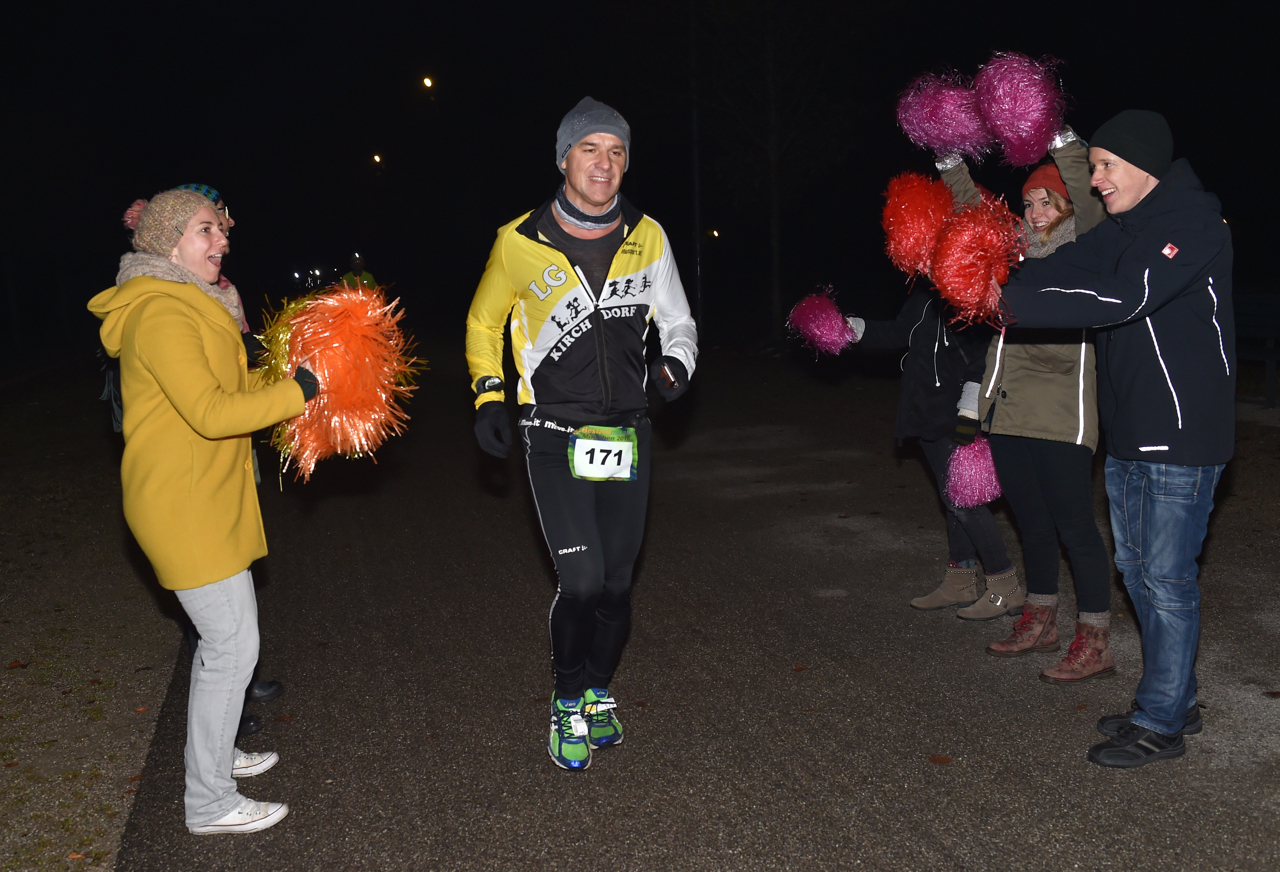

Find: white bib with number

[569,426,638,481]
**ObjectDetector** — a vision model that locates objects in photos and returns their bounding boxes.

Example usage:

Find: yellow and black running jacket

[466,196,698,421]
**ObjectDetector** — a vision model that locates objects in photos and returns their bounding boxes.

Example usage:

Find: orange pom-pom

[271,284,418,481]
[882,172,955,277]
[930,196,1026,326]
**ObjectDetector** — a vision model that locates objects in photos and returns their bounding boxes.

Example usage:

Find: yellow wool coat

[89,277,305,590]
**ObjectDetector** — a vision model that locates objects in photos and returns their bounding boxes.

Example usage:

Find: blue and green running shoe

[584,687,624,749]
[548,696,592,771]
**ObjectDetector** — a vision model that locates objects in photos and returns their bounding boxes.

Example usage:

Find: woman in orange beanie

[940,127,1115,680]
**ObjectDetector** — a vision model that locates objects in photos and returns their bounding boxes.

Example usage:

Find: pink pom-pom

[882,172,955,277]
[896,73,995,160]
[122,198,148,230]
[947,435,1002,508]
[931,196,1026,326]
[974,52,1064,167]
[788,290,855,355]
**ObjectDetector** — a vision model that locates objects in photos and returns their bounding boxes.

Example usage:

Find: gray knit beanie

[132,189,214,256]
[555,97,631,173]
[1091,110,1173,179]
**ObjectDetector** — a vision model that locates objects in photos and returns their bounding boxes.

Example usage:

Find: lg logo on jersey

[529,264,568,300]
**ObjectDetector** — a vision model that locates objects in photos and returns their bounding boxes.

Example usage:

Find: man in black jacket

[999,110,1235,768]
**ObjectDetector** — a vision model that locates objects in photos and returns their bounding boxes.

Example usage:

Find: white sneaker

[232,748,279,778]
[189,795,289,835]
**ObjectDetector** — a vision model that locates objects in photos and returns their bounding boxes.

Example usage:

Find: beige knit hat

[132,189,215,256]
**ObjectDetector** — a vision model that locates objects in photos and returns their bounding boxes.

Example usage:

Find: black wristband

[475,376,504,395]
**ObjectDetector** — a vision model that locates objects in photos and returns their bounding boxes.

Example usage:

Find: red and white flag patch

[1162,243,1179,259]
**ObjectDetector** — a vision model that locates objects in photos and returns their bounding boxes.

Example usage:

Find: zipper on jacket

[575,265,611,414]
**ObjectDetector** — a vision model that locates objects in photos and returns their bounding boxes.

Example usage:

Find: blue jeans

[1105,457,1223,736]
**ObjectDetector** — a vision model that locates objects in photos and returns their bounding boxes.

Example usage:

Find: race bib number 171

[569,426,638,481]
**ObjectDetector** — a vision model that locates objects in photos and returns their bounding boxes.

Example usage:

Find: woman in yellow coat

[89,189,316,835]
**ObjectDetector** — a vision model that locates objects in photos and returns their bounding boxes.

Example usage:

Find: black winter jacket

[860,288,994,442]
[1001,159,1235,466]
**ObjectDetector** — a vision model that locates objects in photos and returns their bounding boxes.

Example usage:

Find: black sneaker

[1087,723,1185,768]
[1096,699,1202,737]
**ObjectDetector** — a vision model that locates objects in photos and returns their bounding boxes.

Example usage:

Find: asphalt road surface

[79,340,1280,869]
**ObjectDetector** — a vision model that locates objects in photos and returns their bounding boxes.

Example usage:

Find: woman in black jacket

[850,290,1020,618]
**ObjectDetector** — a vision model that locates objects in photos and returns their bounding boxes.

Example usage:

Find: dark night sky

[4,1,1266,369]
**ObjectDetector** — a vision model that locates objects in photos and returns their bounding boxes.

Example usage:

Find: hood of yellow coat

[89,276,241,358]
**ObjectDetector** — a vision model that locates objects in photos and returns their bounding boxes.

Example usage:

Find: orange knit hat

[1022,163,1069,202]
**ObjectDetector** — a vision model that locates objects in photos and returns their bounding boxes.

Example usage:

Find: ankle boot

[986,600,1059,656]
[956,568,1024,621]
[910,562,980,610]
[1041,622,1116,683]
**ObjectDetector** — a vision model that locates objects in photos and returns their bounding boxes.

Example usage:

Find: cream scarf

[116,252,244,326]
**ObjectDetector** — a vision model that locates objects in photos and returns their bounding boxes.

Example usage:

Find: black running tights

[523,415,650,700]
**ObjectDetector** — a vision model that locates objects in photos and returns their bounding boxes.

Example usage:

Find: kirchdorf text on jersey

[601,305,638,320]
[549,317,593,361]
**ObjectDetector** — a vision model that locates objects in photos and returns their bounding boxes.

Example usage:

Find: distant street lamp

[373,154,382,163]
[423,77,433,88]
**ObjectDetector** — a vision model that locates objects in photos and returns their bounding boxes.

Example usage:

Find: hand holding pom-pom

[260,284,419,481]
[931,196,1026,326]
[883,172,955,278]
[787,290,856,355]
[974,52,1064,167]
[947,435,1002,508]
[896,73,995,160]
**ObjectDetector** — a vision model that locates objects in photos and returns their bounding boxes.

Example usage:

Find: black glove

[475,402,513,458]
[953,413,979,446]
[242,332,266,358]
[293,366,319,402]
[649,356,689,402]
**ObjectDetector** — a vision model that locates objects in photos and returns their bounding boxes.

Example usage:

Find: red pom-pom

[275,285,418,481]
[788,290,855,355]
[123,199,148,230]
[931,196,1026,326]
[882,172,955,277]
[947,435,1002,508]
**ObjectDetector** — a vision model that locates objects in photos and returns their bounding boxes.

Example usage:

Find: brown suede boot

[1040,622,1116,683]
[986,600,1059,657]
[910,562,980,610]
[956,568,1024,621]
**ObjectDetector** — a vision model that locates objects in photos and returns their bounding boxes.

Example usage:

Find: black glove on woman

[293,366,319,402]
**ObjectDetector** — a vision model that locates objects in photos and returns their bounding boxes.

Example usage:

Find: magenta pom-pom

[947,435,1002,508]
[896,73,995,160]
[788,291,855,355]
[974,52,1064,167]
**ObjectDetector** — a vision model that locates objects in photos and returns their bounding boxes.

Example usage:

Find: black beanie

[1091,110,1173,178]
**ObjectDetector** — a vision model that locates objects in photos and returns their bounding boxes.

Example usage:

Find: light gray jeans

[175,569,259,826]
